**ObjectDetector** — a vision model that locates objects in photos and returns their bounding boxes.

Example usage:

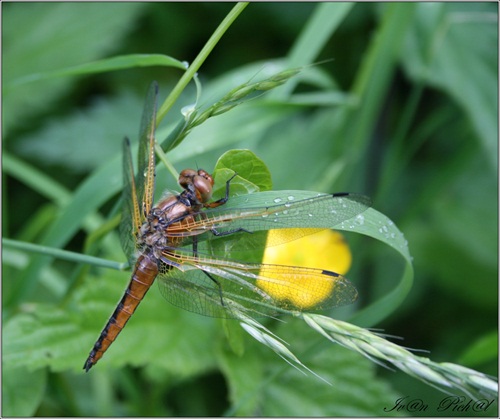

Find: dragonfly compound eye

[193,174,213,203]
[197,169,214,185]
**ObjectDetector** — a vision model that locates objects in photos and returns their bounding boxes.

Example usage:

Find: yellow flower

[258,229,352,309]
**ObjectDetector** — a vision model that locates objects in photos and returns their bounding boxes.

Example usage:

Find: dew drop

[355,214,365,225]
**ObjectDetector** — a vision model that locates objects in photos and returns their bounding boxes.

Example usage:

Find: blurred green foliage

[2,2,497,417]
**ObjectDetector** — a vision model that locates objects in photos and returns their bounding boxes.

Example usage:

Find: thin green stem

[2,238,126,271]
[155,142,179,180]
[156,2,249,125]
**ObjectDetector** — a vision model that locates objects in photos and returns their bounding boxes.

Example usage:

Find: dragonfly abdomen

[83,254,159,372]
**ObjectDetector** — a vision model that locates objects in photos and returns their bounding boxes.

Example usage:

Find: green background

[3,2,497,417]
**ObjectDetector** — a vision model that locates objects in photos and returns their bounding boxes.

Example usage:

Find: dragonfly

[83,81,371,372]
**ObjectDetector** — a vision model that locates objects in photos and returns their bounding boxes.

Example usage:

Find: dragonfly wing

[168,192,371,243]
[136,81,158,217]
[119,137,142,263]
[157,252,358,319]
[120,81,158,263]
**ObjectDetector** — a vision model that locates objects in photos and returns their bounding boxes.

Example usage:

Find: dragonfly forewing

[166,192,371,243]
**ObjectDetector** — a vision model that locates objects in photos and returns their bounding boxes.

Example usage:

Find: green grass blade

[5,156,122,308]
[273,2,354,99]
[3,153,71,206]
[3,238,125,271]
[6,54,186,89]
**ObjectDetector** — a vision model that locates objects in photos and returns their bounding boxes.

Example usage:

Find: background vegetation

[3,2,497,416]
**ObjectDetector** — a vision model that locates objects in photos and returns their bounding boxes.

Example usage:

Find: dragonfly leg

[202,270,225,307]
[203,172,254,236]
[204,173,238,208]
[192,235,198,256]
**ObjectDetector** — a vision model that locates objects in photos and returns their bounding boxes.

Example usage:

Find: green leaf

[217,343,264,416]
[212,168,260,199]
[3,269,220,374]
[2,367,47,416]
[271,2,354,99]
[214,149,272,191]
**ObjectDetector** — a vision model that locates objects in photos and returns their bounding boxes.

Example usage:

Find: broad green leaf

[214,149,272,192]
[3,269,219,374]
[212,168,261,199]
[216,341,264,416]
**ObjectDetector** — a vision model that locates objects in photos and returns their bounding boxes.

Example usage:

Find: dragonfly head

[179,169,214,204]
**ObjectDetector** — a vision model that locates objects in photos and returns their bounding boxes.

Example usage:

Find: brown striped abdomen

[83,254,159,372]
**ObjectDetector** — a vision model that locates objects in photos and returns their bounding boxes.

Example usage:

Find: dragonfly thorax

[137,170,213,259]
[137,201,189,255]
[136,169,216,256]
